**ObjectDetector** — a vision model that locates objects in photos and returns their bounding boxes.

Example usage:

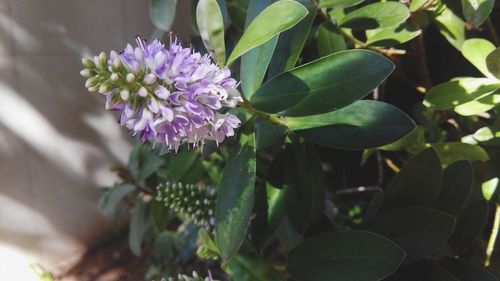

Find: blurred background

[0,1,191,279]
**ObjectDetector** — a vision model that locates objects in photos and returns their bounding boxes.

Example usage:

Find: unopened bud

[98,52,107,66]
[80,69,92,78]
[143,73,156,85]
[112,58,122,71]
[138,87,148,97]
[110,73,119,81]
[98,83,110,94]
[126,73,135,83]
[81,58,95,69]
[87,86,98,92]
[120,89,129,101]
[85,77,98,88]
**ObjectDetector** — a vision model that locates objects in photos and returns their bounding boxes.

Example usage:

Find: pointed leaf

[449,199,489,254]
[461,0,495,26]
[215,126,256,261]
[461,39,496,79]
[365,23,421,47]
[338,2,410,30]
[317,22,347,57]
[360,207,456,264]
[227,0,308,65]
[288,100,415,149]
[382,148,442,210]
[434,6,465,50]
[434,160,472,216]
[197,0,226,65]
[251,50,394,116]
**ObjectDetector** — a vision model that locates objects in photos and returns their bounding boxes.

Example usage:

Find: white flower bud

[138,87,148,97]
[81,58,95,68]
[126,73,135,83]
[143,73,156,85]
[80,69,92,78]
[98,52,107,66]
[85,77,98,88]
[120,89,129,101]
[112,58,122,71]
[98,83,110,94]
[87,86,97,92]
[110,73,119,81]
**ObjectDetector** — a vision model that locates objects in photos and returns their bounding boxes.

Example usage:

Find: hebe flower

[81,36,242,152]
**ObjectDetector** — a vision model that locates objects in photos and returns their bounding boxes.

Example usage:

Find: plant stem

[485,203,500,267]
[411,17,432,89]
[240,101,288,127]
[486,18,500,46]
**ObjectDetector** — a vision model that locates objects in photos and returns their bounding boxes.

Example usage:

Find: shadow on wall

[0,0,192,270]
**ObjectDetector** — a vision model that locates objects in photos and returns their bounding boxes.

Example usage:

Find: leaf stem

[485,203,500,267]
[240,101,288,127]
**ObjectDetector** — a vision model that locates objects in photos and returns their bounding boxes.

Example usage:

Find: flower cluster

[168,271,218,281]
[156,182,216,230]
[81,37,241,151]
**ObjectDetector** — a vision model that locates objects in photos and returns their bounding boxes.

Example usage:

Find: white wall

[0,0,191,278]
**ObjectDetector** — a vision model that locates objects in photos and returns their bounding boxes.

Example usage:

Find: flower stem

[485,203,500,267]
[240,101,288,127]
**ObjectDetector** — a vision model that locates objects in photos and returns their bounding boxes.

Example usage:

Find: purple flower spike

[84,36,242,152]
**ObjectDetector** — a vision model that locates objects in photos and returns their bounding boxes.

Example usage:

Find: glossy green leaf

[379,126,426,154]
[224,254,285,281]
[215,126,256,261]
[227,0,308,65]
[197,0,226,65]
[268,0,316,77]
[434,6,465,50]
[287,231,405,281]
[338,2,410,30]
[454,91,500,116]
[449,199,489,254]
[487,48,500,80]
[461,39,496,79]
[149,0,178,31]
[162,150,199,181]
[430,142,489,165]
[319,0,364,9]
[288,100,415,149]
[129,199,150,256]
[365,23,421,47]
[382,148,442,210]
[434,161,472,216]
[317,22,347,57]
[471,125,500,145]
[241,0,278,98]
[284,142,326,234]
[251,50,394,116]
[440,258,498,281]
[360,207,455,264]
[423,78,500,109]
[255,119,286,150]
[482,153,500,201]
[461,0,495,26]
[277,216,303,250]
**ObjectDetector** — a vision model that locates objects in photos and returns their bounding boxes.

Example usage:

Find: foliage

[91,0,500,280]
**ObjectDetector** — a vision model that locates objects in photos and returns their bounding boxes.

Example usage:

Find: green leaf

[277,216,303,250]
[434,161,472,216]
[471,124,500,145]
[440,258,498,281]
[317,22,347,57]
[487,47,500,80]
[454,91,500,116]
[284,142,326,234]
[267,0,316,77]
[162,150,199,182]
[379,126,426,153]
[215,125,256,261]
[227,0,309,66]
[359,207,455,264]
[129,199,150,256]
[99,184,136,217]
[461,0,495,26]
[338,2,410,30]
[393,259,460,281]
[287,231,405,281]
[461,39,496,79]
[149,0,178,31]
[319,0,364,8]
[449,199,489,254]
[382,148,442,210]
[434,6,465,50]
[423,78,500,109]
[288,100,415,149]
[251,50,394,116]
[430,142,489,165]
[409,0,430,12]
[197,0,226,65]
[365,23,421,47]
[224,254,285,281]
[255,119,286,150]
[240,0,278,98]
